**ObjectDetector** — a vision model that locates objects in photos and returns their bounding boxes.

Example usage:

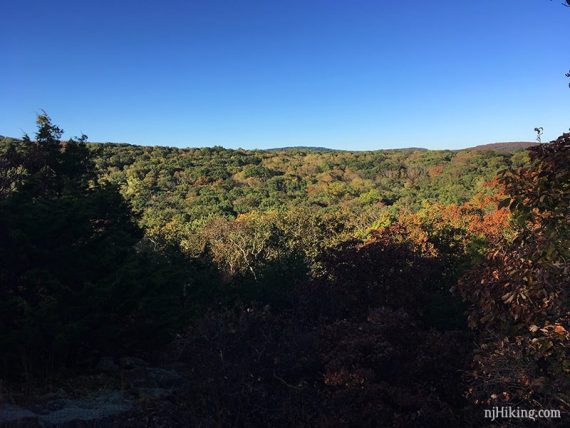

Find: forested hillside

[86,139,528,256]
[1,116,568,427]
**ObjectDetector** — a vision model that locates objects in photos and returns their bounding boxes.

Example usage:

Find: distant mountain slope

[463,141,537,152]
[265,146,338,152]
[264,143,538,153]
[1,135,537,153]
[266,146,432,152]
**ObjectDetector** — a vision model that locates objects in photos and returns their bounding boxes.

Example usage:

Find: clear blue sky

[1,0,568,150]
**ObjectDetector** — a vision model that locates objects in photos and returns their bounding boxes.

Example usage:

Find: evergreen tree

[0,115,207,380]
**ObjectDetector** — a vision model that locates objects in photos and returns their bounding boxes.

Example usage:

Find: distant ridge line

[464,141,538,152]
[0,136,538,152]
[264,142,538,152]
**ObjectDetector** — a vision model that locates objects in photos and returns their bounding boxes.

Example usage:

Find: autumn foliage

[457,133,570,414]
[2,116,569,426]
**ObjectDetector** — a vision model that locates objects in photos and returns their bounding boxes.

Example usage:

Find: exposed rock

[42,392,133,427]
[0,365,187,427]
[0,392,134,428]
[0,404,41,427]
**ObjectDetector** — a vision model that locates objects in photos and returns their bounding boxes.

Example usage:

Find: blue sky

[1,0,568,150]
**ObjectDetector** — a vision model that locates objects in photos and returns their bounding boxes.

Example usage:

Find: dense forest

[0,115,568,427]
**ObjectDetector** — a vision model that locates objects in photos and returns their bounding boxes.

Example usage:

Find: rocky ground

[0,357,186,427]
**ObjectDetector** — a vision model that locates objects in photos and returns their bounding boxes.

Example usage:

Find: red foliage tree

[457,133,570,414]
